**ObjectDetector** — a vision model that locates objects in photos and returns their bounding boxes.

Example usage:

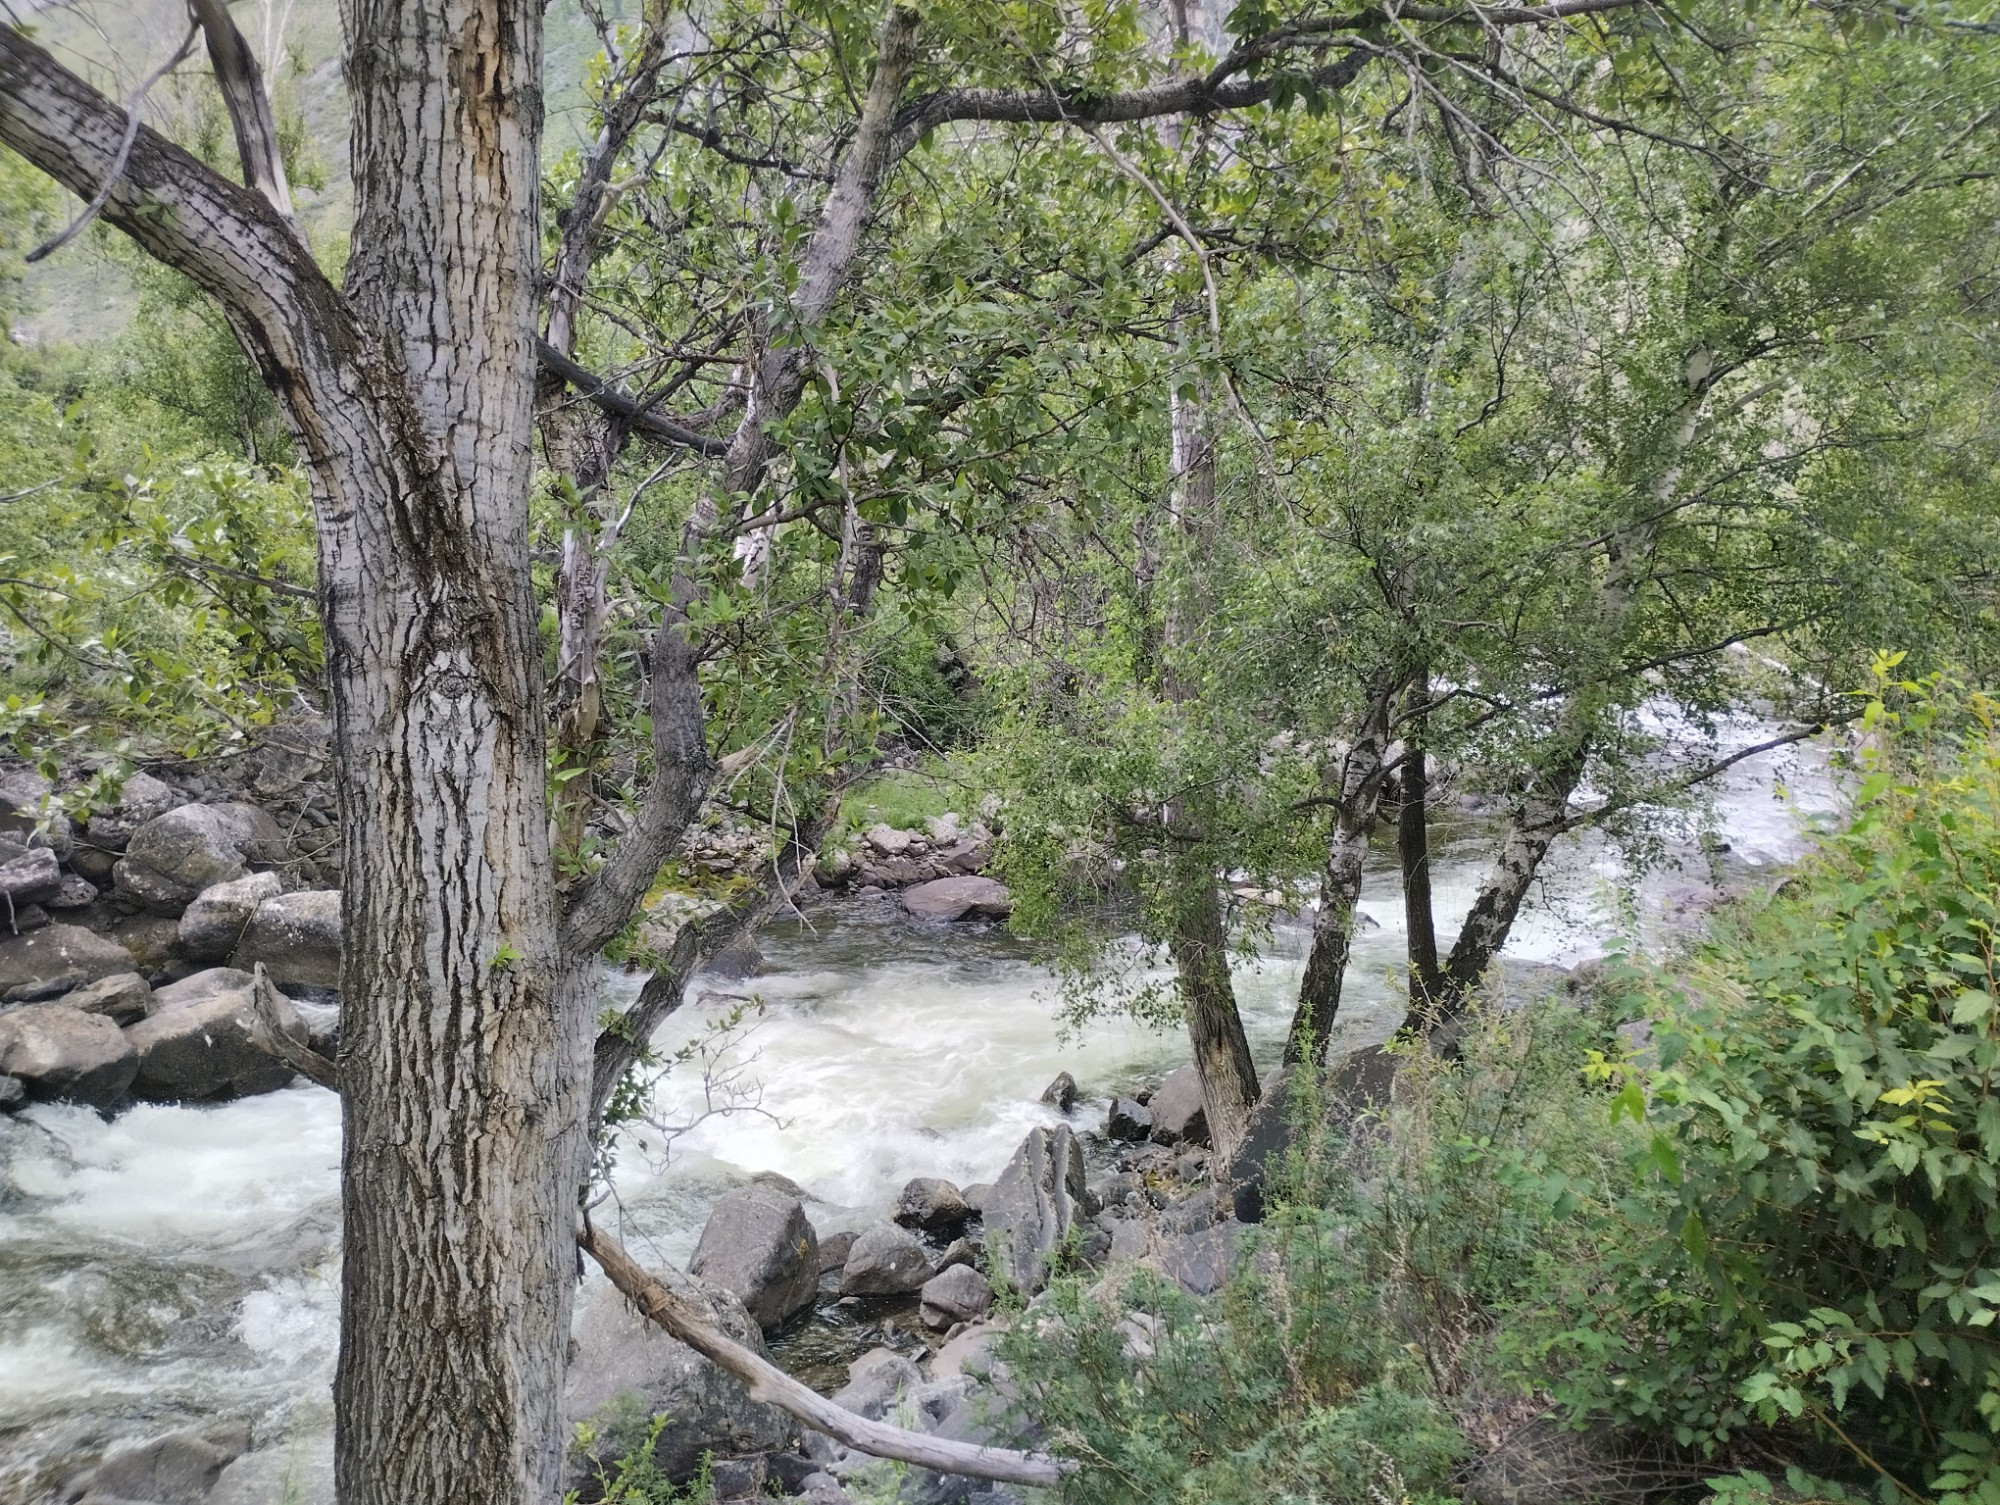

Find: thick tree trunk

[1283,688,1394,1067]
[1166,875,1260,1157]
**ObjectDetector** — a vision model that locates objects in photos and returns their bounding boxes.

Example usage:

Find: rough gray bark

[1398,680,1443,1022]
[1284,684,1396,1067]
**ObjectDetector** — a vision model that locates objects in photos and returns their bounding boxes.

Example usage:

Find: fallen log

[245,986,1078,1486]
[578,1218,1076,1488]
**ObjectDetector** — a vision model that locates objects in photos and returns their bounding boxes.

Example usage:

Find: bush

[1537,669,2000,1503]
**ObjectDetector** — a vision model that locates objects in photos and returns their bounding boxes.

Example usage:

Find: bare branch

[579,1219,1076,1488]
[186,0,296,221]
[249,963,339,1089]
[536,338,731,456]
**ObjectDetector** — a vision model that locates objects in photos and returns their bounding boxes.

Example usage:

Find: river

[0,712,1842,1502]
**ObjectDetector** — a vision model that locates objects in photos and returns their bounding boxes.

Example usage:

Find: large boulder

[919,1265,994,1330]
[179,872,284,962]
[891,1177,973,1237]
[230,890,342,989]
[985,1123,1087,1295]
[1106,1097,1152,1142]
[831,1347,923,1421]
[564,1267,795,1488]
[0,1004,135,1107]
[900,876,1012,922]
[205,1434,335,1505]
[77,770,178,852]
[78,1422,252,1505]
[688,1185,821,1331]
[838,1224,934,1296]
[125,971,307,1100]
[114,802,283,913]
[0,923,135,1000]
[1148,1065,1210,1148]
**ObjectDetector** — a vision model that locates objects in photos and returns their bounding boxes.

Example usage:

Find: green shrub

[1537,668,2000,1503]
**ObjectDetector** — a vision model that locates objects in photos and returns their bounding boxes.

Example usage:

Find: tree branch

[579,1218,1076,1487]
[186,0,296,221]
[535,338,731,456]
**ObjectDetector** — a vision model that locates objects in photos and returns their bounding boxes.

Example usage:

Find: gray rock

[984,1123,1087,1295]
[839,1223,933,1296]
[935,1237,977,1272]
[206,1435,335,1505]
[1038,1071,1078,1113]
[1147,1066,1209,1148]
[100,914,182,975]
[564,1267,795,1487]
[1160,1188,1218,1235]
[817,1227,859,1273]
[1161,1220,1241,1295]
[900,876,1012,922]
[64,971,153,1025]
[0,847,61,910]
[115,802,283,913]
[929,1323,1001,1381]
[0,1073,23,1110]
[709,1454,767,1499]
[919,1265,993,1330]
[0,766,71,857]
[865,824,917,857]
[81,1422,252,1505]
[830,1347,922,1421]
[179,872,284,962]
[67,845,117,885]
[896,1391,1033,1505]
[78,771,178,852]
[891,1176,973,1237]
[230,889,342,989]
[0,1004,135,1106]
[148,966,257,1014]
[960,1182,994,1212]
[1106,1097,1151,1141]
[1090,1172,1143,1210]
[125,977,307,1100]
[689,1185,821,1331]
[47,873,98,910]
[7,903,49,932]
[0,923,135,999]
[1107,1216,1150,1262]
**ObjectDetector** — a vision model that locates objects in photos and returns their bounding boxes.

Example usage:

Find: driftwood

[578,1218,1076,1487]
[245,991,1077,1486]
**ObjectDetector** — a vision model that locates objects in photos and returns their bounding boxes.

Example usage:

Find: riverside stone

[688,1185,821,1331]
[817,1228,859,1273]
[63,971,152,1025]
[47,873,98,910]
[0,923,134,999]
[230,889,342,989]
[126,979,307,1100]
[0,847,60,910]
[1038,1071,1078,1113]
[78,771,177,852]
[919,1265,993,1330]
[0,767,71,857]
[564,1269,794,1486]
[900,875,1012,922]
[81,1422,252,1505]
[891,1176,973,1237]
[115,803,283,912]
[1147,1066,1210,1148]
[179,872,283,962]
[1106,1097,1152,1142]
[831,1347,922,1421]
[838,1223,933,1296]
[0,1004,135,1107]
[985,1123,1087,1295]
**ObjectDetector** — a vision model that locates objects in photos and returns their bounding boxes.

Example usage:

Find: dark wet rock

[115,803,283,913]
[1106,1097,1151,1142]
[6,903,49,932]
[179,872,283,962]
[919,1265,993,1330]
[689,1185,821,1331]
[0,766,71,857]
[816,1228,859,1273]
[985,1123,1087,1295]
[960,1181,993,1212]
[231,889,342,989]
[126,976,306,1100]
[0,1004,135,1106]
[1038,1071,1078,1113]
[0,1073,23,1111]
[899,876,1012,922]
[564,1268,795,1488]
[934,1237,977,1272]
[0,847,61,910]
[892,1176,973,1237]
[1147,1066,1209,1148]
[79,1422,252,1505]
[831,1346,923,1421]
[100,914,182,976]
[768,1452,823,1493]
[63,970,152,1025]
[0,923,135,1000]
[709,1454,767,1499]
[77,771,178,853]
[839,1223,933,1296]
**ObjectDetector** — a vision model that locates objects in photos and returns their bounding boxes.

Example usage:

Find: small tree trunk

[1398,682,1442,1027]
[1284,688,1394,1067]
[1166,874,1259,1157]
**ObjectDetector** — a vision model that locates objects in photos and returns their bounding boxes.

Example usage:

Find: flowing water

[0,714,1842,1501]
